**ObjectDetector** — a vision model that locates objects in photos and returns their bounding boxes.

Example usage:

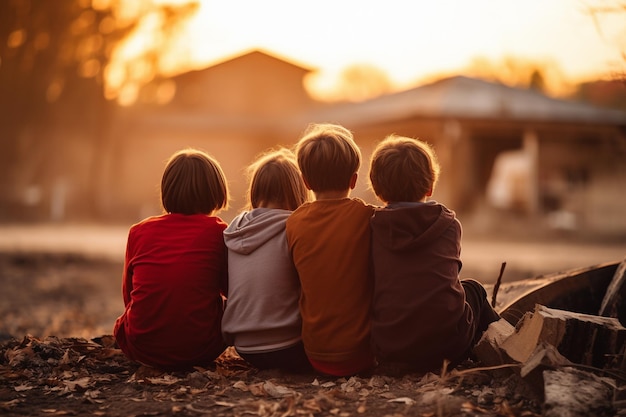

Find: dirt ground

[0,223,625,416]
[0,251,546,417]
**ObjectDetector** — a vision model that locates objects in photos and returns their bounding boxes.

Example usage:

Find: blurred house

[5,49,626,239]
[309,76,626,237]
[93,49,324,222]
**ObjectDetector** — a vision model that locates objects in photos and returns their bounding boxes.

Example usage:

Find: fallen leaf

[1,399,21,408]
[214,401,235,407]
[387,397,416,405]
[263,380,296,398]
[62,377,91,391]
[145,375,181,385]
[233,380,249,391]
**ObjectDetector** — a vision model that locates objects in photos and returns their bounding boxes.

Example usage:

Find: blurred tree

[529,69,545,93]
[463,56,571,97]
[585,0,626,83]
[337,64,393,102]
[0,0,198,220]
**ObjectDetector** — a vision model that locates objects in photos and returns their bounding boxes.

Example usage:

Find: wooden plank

[498,262,619,325]
[599,257,626,322]
[501,304,626,369]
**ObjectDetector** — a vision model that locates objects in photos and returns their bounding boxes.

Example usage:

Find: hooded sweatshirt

[370,201,474,371]
[222,208,302,353]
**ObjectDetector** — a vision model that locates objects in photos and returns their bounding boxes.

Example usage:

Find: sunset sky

[112,0,626,101]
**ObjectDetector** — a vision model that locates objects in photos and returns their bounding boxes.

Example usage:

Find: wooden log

[498,262,619,325]
[599,257,626,324]
[501,304,626,369]
[472,318,515,366]
[520,342,571,378]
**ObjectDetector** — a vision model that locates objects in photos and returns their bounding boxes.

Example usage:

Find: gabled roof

[313,76,626,126]
[205,48,315,73]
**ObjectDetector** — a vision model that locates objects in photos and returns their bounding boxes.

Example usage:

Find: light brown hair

[369,135,440,203]
[295,123,361,192]
[247,148,310,211]
[161,148,229,215]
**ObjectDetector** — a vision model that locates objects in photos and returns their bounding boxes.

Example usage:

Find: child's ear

[426,187,433,197]
[349,172,358,190]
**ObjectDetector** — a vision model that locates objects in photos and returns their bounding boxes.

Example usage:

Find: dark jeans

[461,279,501,345]
[237,341,312,373]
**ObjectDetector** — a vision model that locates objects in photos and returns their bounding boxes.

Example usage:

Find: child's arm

[220,247,228,298]
[121,247,133,306]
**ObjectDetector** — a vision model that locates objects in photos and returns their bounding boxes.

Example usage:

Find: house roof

[312,76,626,127]
[205,48,315,73]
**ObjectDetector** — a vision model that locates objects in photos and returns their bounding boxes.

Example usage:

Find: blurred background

[1,0,626,234]
[1,0,626,339]
[1,0,625,243]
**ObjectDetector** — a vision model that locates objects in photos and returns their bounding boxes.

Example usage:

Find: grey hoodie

[221,208,302,353]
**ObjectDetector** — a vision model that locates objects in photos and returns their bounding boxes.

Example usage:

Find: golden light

[103,0,626,103]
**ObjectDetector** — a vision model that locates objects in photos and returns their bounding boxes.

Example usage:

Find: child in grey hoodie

[222,148,312,372]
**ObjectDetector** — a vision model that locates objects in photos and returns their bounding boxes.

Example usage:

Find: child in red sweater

[114,148,229,371]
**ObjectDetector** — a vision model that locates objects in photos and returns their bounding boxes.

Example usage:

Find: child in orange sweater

[286,123,376,376]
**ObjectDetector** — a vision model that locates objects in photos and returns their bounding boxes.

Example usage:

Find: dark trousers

[237,341,312,373]
[461,279,501,345]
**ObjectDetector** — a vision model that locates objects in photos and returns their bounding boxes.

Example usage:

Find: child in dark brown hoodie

[368,134,499,373]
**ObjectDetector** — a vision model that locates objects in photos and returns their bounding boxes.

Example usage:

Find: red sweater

[114,213,228,370]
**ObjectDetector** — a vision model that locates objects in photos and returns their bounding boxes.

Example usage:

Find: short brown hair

[247,148,310,211]
[295,123,361,192]
[369,135,440,203]
[161,148,229,215]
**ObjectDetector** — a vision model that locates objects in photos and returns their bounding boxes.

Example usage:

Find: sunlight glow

[105,0,626,102]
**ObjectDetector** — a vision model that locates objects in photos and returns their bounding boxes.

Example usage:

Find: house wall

[537,129,626,236]
[171,51,318,117]
[350,115,626,238]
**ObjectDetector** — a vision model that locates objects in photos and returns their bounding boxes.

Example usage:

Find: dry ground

[0,222,624,416]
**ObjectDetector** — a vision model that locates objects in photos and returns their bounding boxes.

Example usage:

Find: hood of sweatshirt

[370,201,458,251]
[223,208,291,255]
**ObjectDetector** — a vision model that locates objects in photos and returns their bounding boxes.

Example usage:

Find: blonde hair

[161,148,229,215]
[369,135,440,203]
[247,148,310,211]
[295,123,361,192]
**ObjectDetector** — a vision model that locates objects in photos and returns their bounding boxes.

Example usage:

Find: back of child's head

[295,123,361,192]
[247,148,310,211]
[161,148,229,215]
[369,135,440,203]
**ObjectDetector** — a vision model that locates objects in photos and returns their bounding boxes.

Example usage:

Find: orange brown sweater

[286,198,375,364]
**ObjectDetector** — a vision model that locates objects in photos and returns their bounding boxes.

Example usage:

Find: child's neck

[314,190,350,200]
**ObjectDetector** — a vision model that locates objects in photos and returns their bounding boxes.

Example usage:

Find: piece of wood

[501,304,626,369]
[520,342,571,379]
[472,318,515,366]
[498,262,619,325]
[599,257,626,321]
[543,368,615,417]
[490,262,507,308]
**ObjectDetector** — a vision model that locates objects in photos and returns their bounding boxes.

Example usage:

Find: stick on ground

[491,262,507,308]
